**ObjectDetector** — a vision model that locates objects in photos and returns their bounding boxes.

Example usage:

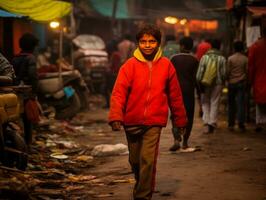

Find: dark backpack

[12,53,33,85]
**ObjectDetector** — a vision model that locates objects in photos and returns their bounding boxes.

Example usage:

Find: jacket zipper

[143,62,152,121]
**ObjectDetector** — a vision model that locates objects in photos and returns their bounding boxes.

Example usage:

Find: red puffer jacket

[108,48,187,127]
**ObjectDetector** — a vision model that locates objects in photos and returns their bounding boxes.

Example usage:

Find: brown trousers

[125,126,162,200]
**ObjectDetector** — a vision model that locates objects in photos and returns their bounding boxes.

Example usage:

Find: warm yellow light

[222,87,228,93]
[164,16,178,24]
[50,21,60,29]
[180,19,188,25]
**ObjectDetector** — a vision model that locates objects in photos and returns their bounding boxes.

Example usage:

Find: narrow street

[79,106,266,200]
[0,98,266,200]
[1,1,266,200]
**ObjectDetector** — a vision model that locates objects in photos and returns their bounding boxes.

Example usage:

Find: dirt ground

[2,100,265,200]
[69,106,266,200]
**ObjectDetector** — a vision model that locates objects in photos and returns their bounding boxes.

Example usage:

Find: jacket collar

[133,47,162,62]
[206,49,221,55]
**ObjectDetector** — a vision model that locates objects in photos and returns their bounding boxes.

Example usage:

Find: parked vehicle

[38,69,88,119]
[0,76,28,170]
[73,34,109,95]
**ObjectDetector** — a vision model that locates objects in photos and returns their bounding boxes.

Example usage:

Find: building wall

[13,19,33,55]
[0,18,33,60]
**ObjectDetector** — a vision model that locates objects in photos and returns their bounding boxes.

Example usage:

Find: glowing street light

[49,20,63,64]
[180,19,188,25]
[164,16,178,24]
[50,21,60,29]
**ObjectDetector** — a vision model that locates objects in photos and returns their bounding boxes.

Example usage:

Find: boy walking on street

[108,24,187,200]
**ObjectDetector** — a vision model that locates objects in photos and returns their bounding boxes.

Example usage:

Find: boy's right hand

[111,121,121,131]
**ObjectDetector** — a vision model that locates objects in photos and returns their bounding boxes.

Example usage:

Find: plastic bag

[201,59,217,86]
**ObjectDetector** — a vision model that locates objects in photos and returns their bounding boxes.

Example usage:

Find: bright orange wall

[13,19,32,54]
[226,0,234,10]
[189,20,218,33]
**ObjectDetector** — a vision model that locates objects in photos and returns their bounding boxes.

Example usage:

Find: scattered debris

[74,155,93,162]
[91,143,128,157]
[50,153,69,160]
[93,193,114,198]
[0,113,132,199]
[242,147,251,151]
[69,174,96,182]
[109,178,135,184]
[180,146,201,153]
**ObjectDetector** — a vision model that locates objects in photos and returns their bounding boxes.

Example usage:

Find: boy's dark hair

[211,39,221,50]
[19,33,39,52]
[136,24,162,44]
[180,36,193,51]
[233,40,244,52]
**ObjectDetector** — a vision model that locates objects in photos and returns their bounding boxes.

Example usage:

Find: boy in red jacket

[109,24,187,200]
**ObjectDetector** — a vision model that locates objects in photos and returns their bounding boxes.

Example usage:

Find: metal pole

[111,0,118,37]
[59,26,63,80]
[70,4,76,66]
[59,27,63,59]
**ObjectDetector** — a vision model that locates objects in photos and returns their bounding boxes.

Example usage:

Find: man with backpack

[196,39,227,134]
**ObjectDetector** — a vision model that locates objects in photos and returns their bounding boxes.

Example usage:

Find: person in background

[195,38,212,118]
[50,39,59,64]
[108,40,122,76]
[12,33,39,94]
[37,47,52,69]
[109,24,187,200]
[227,41,247,132]
[196,38,212,61]
[0,53,16,84]
[248,18,266,132]
[12,33,41,145]
[169,36,199,151]
[163,34,180,59]
[196,39,227,134]
[104,39,122,108]
[118,34,136,64]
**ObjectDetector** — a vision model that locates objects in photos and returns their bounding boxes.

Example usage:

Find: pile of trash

[0,116,131,199]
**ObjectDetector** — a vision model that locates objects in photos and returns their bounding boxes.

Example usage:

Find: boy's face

[138,34,159,55]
